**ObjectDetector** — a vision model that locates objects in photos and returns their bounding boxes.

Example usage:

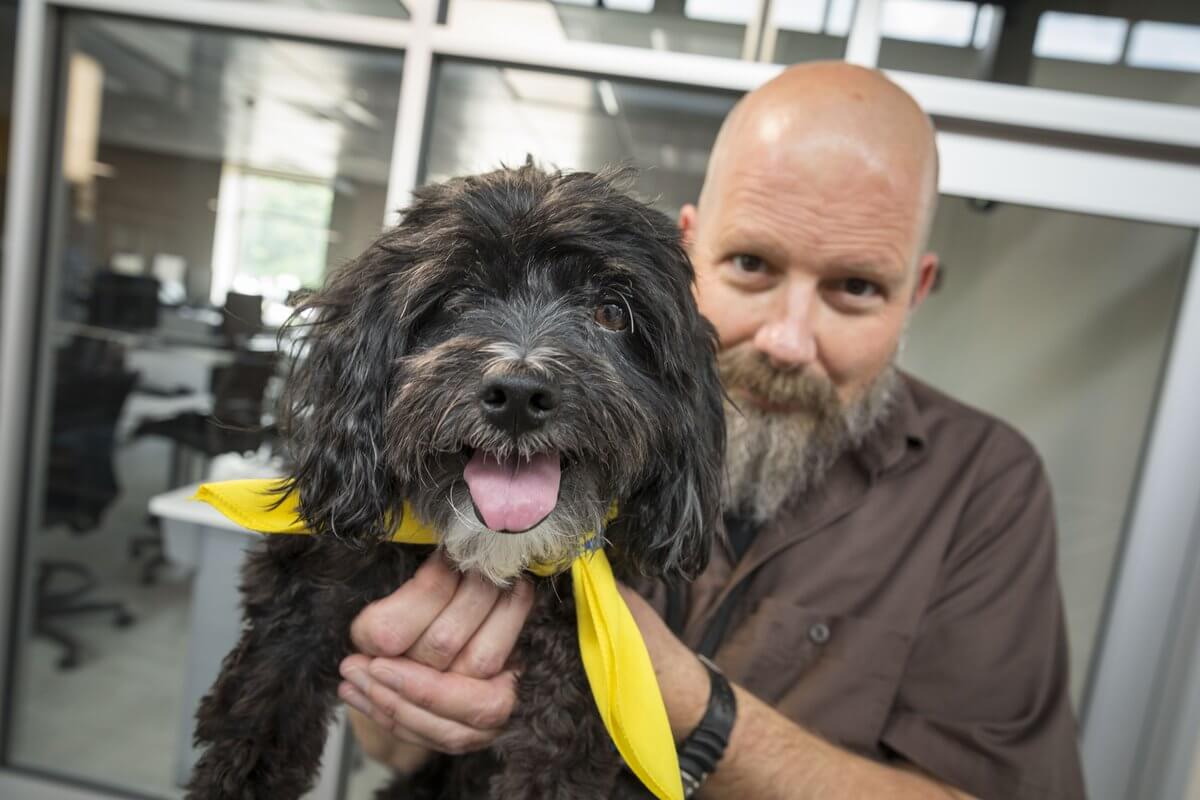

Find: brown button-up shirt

[649,373,1087,800]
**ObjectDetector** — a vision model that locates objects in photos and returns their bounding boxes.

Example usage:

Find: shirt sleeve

[879,443,1087,800]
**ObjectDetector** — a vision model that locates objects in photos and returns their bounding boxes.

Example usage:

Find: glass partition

[424,59,739,215]
[4,13,403,796]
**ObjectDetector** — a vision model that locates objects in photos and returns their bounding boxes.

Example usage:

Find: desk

[148,486,349,799]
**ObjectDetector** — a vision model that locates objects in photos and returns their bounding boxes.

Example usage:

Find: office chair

[131,351,278,583]
[38,350,139,670]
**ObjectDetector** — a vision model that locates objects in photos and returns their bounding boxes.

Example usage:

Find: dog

[185,163,725,799]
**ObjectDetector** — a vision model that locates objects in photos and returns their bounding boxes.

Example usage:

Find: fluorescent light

[604,0,654,11]
[973,4,998,49]
[597,79,620,117]
[826,0,856,37]
[1127,21,1200,74]
[684,0,752,25]
[882,0,977,46]
[1033,11,1128,65]
[63,53,104,186]
[771,0,826,33]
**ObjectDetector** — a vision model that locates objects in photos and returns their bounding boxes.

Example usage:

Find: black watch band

[677,654,737,798]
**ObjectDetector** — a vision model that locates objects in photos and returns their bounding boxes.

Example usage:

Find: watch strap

[677,654,737,798]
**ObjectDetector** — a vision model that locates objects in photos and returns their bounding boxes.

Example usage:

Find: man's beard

[719,345,899,523]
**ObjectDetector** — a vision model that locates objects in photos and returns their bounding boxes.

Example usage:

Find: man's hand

[338,553,535,765]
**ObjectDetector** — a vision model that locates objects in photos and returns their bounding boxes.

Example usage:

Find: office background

[2,0,1200,798]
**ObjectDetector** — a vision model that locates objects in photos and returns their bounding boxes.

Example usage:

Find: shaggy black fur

[186,163,724,799]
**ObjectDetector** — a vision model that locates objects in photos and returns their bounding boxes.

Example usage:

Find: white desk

[149,486,349,799]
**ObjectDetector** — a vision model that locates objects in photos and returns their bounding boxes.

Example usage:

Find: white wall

[901,195,1195,703]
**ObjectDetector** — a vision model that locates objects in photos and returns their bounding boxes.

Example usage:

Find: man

[338,62,1087,798]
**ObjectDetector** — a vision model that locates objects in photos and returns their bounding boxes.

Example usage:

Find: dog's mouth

[462,448,562,534]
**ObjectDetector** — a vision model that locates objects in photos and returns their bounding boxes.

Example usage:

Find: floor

[6,435,394,799]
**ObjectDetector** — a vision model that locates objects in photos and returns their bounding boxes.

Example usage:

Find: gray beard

[722,365,899,523]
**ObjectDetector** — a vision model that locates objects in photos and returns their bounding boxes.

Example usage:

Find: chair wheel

[115,611,135,628]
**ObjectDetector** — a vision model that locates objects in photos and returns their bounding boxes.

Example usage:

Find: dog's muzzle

[464,373,565,533]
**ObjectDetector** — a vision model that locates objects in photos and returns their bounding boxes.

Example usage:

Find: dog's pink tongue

[464,451,561,532]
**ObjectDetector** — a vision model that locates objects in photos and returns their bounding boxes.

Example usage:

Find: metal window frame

[3,1,1200,798]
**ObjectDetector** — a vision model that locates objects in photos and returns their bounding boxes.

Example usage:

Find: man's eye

[843,278,880,297]
[732,254,766,273]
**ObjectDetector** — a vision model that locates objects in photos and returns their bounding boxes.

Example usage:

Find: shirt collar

[852,371,927,482]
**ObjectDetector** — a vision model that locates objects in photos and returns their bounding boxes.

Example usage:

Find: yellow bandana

[193,479,683,800]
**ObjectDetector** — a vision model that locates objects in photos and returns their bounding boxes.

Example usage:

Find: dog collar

[193,479,684,800]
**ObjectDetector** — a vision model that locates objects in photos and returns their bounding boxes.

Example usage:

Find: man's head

[681,62,940,521]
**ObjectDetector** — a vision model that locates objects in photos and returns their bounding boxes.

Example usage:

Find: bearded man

[337,62,1087,799]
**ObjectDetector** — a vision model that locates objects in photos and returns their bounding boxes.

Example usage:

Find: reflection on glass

[903,196,1195,703]
[447,0,749,59]
[877,0,1200,107]
[5,13,401,796]
[425,59,738,215]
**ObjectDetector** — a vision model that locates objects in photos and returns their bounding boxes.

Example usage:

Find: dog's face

[281,165,724,585]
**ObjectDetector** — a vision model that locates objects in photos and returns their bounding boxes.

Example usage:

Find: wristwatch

[677,654,737,798]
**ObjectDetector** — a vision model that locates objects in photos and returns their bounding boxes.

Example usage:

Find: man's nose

[753,285,817,369]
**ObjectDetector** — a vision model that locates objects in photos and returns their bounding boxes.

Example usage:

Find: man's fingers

[369,657,518,732]
[358,661,509,754]
[351,553,461,656]
[450,578,535,678]
[406,571,501,671]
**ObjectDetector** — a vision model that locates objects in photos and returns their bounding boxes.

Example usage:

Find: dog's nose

[479,375,560,434]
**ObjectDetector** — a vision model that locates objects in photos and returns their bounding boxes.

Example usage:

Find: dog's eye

[593,302,629,332]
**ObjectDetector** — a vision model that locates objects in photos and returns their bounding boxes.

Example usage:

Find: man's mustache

[717,346,841,414]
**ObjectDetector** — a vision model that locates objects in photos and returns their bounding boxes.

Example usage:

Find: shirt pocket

[715,597,912,755]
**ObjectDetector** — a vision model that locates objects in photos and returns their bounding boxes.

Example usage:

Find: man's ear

[678,203,698,251]
[911,252,939,310]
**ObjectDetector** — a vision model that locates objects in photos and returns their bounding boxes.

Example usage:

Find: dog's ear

[609,264,726,582]
[277,223,445,542]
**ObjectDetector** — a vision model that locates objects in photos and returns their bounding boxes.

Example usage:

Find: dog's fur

[186,164,724,799]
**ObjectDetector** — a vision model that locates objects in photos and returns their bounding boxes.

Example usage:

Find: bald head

[702,62,940,255]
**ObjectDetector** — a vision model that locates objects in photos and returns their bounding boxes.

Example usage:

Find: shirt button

[808,622,831,645]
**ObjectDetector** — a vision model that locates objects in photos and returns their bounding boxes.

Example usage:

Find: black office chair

[38,354,139,670]
[131,351,278,583]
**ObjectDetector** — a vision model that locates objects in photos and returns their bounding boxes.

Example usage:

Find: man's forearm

[701,686,972,800]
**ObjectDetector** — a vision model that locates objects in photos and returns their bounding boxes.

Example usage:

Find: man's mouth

[462,449,562,533]
[730,387,808,415]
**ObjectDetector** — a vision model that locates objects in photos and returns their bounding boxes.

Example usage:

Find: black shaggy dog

[186,163,725,799]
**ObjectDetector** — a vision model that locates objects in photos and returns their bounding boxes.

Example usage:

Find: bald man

[338,63,1087,799]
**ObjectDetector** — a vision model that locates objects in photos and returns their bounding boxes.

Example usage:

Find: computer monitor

[221,292,264,340]
[86,271,160,330]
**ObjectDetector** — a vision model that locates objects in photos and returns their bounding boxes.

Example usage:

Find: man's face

[683,138,938,518]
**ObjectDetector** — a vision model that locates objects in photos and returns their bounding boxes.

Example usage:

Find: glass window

[445,0,752,60]
[4,13,402,796]
[876,0,1200,108]
[766,0,857,65]
[424,59,739,215]
[904,195,1195,703]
